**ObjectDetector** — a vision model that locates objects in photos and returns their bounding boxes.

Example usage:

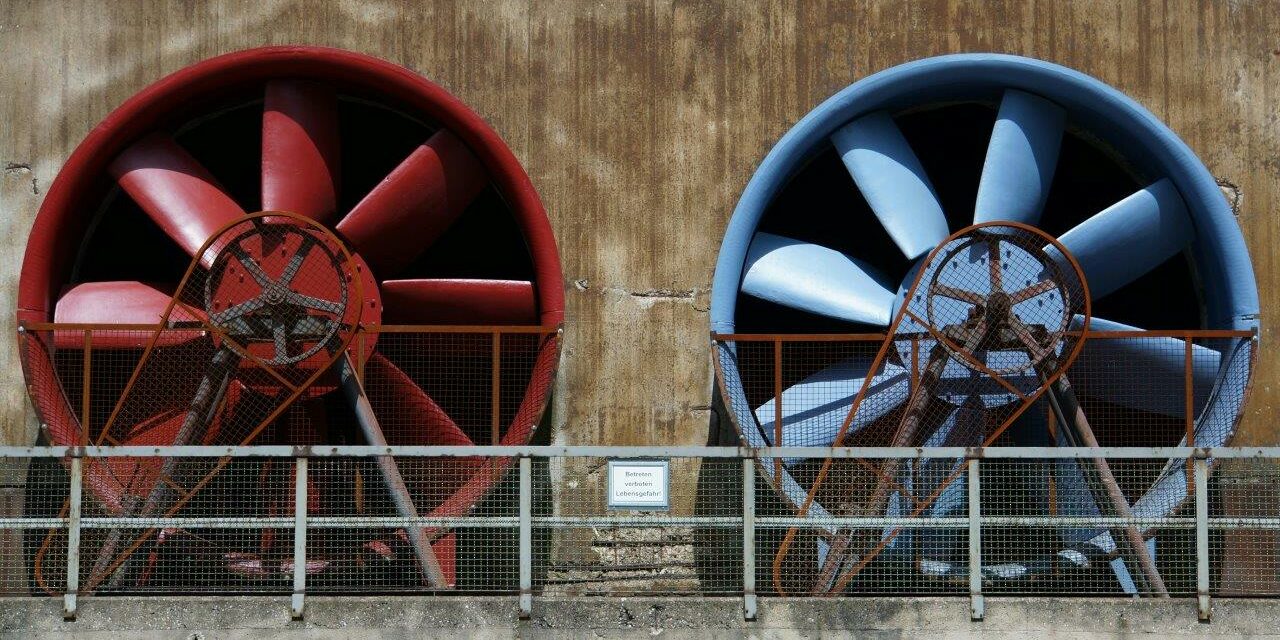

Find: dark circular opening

[71,94,535,288]
[737,102,1201,334]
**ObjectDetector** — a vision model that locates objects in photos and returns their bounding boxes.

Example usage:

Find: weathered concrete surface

[3,596,1280,638]
[0,0,1276,449]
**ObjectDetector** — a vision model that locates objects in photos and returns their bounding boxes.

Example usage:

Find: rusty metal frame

[766,221,1096,596]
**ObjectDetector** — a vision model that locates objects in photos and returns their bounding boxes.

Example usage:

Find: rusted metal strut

[91,348,238,588]
[1041,369,1169,597]
[337,353,449,588]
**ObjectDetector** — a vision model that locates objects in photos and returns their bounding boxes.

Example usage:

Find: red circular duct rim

[18,45,565,327]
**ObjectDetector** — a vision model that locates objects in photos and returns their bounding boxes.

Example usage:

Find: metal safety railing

[3,445,1280,623]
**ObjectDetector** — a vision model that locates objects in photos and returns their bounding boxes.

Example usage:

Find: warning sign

[606,459,670,510]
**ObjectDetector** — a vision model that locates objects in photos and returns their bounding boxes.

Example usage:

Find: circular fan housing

[18,46,564,593]
[704,53,1259,594]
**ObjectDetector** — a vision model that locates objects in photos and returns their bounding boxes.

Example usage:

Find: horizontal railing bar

[0,517,515,529]
[0,517,68,528]
[361,324,556,334]
[6,445,1280,459]
[534,516,734,527]
[711,329,1254,342]
[756,517,1194,528]
[711,333,889,341]
[20,322,557,335]
[9,516,1280,530]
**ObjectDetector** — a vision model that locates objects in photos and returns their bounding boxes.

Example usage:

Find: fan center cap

[203,214,380,369]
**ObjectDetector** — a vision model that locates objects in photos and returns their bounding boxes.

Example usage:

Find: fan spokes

[109,133,246,264]
[381,279,537,325]
[1054,178,1193,299]
[754,357,910,466]
[741,232,896,326]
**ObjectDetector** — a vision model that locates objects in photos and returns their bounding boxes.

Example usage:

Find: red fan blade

[87,377,244,515]
[362,352,476,587]
[109,133,246,263]
[429,333,558,520]
[336,130,486,276]
[364,351,474,447]
[54,281,202,349]
[380,279,538,325]
[363,352,480,506]
[262,80,340,221]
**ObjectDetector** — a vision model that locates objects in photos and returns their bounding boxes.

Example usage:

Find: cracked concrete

[569,279,710,311]
[1216,177,1242,216]
[5,596,1280,638]
[2,162,38,195]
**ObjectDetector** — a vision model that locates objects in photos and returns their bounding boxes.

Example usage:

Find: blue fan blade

[974,90,1065,225]
[742,232,896,326]
[1071,316,1220,416]
[1054,179,1194,299]
[832,112,949,259]
[754,358,909,463]
[1130,337,1251,524]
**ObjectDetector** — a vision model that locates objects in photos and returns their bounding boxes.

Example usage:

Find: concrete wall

[0,0,1275,446]
[5,596,1280,638]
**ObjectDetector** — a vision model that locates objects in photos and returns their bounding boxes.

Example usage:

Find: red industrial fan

[19,46,564,593]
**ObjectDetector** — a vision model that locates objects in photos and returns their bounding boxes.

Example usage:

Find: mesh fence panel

[1213,457,1280,596]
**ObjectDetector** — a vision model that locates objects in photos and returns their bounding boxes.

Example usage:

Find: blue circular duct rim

[709,53,1258,334]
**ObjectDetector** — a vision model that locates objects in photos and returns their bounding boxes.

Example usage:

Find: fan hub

[921,225,1081,379]
[204,215,378,370]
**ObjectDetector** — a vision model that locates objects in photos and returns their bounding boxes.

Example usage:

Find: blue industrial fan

[705,54,1258,595]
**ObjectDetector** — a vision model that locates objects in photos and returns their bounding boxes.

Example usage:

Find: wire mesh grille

[15,320,558,596]
[4,447,1280,605]
[714,324,1255,598]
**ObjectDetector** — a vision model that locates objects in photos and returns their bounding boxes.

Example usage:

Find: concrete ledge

[3,596,1280,638]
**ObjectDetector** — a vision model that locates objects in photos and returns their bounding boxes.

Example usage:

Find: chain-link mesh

[15,320,558,594]
[977,457,1196,596]
[5,448,1280,603]
[1213,457,1280,596]
[713,261,1255,599]
[2,457,68,596]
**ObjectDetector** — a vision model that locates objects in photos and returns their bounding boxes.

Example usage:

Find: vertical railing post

[742,457,757,621]
[291,457,308,620]
[63,454,83,620]
[772,339,783,481]
[519,455,532,619]
[968,458,983,621]
[1195,455,1210,622]
[1186,337,1195,495]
